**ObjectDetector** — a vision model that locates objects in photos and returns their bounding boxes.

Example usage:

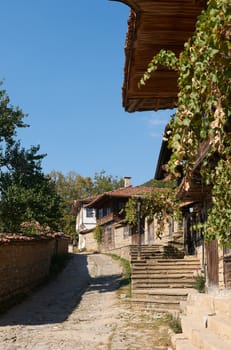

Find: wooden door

[206,240,219,287]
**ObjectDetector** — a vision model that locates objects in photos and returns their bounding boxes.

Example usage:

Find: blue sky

[0,0,173,186]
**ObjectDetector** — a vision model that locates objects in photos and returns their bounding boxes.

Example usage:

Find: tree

[142,178,176,188]
[50,170,124,239]
[0,84,28,150]
[0,83,63,234]
[0,143,63,233]
[92,170,124,194]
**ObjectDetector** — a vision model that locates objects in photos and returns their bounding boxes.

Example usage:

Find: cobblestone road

[0,253,172,350]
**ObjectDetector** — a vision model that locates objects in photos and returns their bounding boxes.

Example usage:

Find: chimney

[124,176,132,188]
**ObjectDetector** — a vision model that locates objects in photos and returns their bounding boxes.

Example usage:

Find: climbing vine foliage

[125,189,181,238]
[93,225,103,244]
[140,0,231,245]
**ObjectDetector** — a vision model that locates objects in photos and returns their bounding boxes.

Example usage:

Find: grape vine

[139,0,231,245]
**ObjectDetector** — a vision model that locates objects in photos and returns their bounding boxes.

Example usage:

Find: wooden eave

[177,139,212,202]
[86,186,154,208]
[177,172,211,202]
[155,123,172,180]
[114,0,205,112]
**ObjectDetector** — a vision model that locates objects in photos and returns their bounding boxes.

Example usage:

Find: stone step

[130,245,185,260]
[174,338,199,350]
[192,328,231,350]
[185,294,225,316]
[130,300,179,314]
[208,315,231,340]
[130,244,163,248]
[151,258,200,264]
[133,262,200,268]
[132,276,196,283]
[132,262,200,269]
[182,303,215,318]
[132,288,194,301]
[185,293,231,317]
[133,282,195,289]
[132,269,198,275]
[181,315,231,349]
[214,296,231,316]
[132,276,195,283]
[130,249,163,253]
[181,315,207,339]
[131,297,180,310]
[176,292,231,350]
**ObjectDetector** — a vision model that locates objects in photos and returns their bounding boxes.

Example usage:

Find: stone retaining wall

[0,234,69,307]
[103,245,131,261]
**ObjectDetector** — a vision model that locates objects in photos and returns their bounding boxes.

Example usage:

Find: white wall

[76,206,96,233]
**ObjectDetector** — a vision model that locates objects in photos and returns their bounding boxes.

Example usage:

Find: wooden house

[85,183,179,259]
[155,123,231,292]
[114,0,231,292]
[85,185,152,253]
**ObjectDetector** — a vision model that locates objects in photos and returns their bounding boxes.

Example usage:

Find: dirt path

[0,253,171,350]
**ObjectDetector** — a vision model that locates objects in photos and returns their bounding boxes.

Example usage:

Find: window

[105,207,111,216]
[98,208,104,219]
[98,207,111,219]
[118,201,125,210]
[86,208,94,218]
[123,225,132,239]
[105,226,112,243]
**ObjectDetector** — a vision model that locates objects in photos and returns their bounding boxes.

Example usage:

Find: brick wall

[0,234,69,306]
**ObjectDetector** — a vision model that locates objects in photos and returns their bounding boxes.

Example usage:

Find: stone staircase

[130,245,201,312]
[173,292,231,350]
[130,244,185,262]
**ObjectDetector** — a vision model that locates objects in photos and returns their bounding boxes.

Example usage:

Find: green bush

[194,274,206,293]
[166,313,182,334]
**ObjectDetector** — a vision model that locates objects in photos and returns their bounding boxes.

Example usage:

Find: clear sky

[0,0,173,186]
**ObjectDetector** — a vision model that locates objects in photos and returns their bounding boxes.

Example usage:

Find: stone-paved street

[0,253,172,350]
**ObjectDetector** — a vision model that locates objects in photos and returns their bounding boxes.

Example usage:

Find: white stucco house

[72,198,97,251]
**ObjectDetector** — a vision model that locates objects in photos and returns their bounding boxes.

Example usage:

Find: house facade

[85,184,151,256]
[85,182,181,259]
[155,127,231,293]
[72,198,97,251]
[115,0,231,293]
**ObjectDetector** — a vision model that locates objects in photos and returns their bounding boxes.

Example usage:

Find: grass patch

[166,313,182,334]
[107,253,131,297]
[193,274,206,293]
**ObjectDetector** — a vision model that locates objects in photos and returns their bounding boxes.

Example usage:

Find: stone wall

[0,234,69,307]
[114,226,132,249]
[78,232,98,252]
[105,245,131,261]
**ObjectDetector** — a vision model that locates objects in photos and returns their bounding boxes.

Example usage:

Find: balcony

[96,212,122,226]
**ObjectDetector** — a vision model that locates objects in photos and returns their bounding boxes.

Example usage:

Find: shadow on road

[0,253,124,327]
[88,274,122,293]
[0,254,90,326]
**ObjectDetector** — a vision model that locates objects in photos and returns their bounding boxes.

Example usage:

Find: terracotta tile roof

[72,196,97,214]
[85,186,162,207]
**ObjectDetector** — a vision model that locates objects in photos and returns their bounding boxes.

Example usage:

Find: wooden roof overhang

[177,139,212,202]
[154,131,212,202]
[86,186,155,208]
[177,171,212,203]
[113,0,205,112]
[155,123,172,180]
